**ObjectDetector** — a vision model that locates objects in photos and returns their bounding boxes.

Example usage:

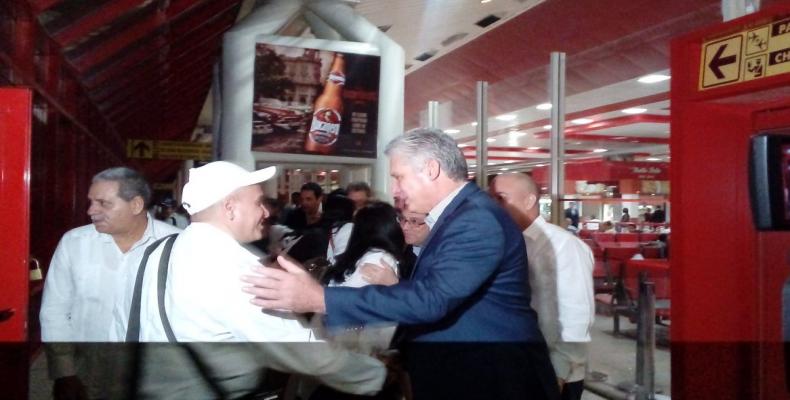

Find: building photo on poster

[251,39,380,158]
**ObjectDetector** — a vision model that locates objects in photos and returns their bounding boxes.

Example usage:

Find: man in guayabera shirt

[40,167,180,400]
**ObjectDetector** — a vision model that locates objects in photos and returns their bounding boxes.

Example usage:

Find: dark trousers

[403,343,560,400]
[561,380,584,400]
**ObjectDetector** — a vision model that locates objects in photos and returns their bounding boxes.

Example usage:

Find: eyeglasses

[397,214,427,227]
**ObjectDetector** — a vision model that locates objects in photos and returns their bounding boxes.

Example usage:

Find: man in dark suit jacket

[564,202,580,228]
[243,128,559,400]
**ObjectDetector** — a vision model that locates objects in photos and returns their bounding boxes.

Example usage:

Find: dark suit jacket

[324,183,558,399]
[564,207,580,227]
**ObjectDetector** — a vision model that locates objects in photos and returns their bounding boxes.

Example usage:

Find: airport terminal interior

[2,0,790,399]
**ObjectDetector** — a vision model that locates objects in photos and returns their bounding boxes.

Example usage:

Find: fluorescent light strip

[637,74,671,83]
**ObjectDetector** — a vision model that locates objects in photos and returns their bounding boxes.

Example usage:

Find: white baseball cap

[181,161,276,215]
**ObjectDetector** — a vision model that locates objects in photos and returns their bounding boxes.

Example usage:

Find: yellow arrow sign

[127,140,154,159]
[699,14,790,90]
[127,140,212,161]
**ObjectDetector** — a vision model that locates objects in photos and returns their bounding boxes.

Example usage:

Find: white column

[220,0,303,170]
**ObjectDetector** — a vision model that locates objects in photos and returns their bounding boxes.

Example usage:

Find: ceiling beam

[68,0,236,71]
[90,42,220,104]
[108,73,212,123]
[82,10,234,89]
[28,0,62,14]
[51,0,149,47]
[98,54,215,113]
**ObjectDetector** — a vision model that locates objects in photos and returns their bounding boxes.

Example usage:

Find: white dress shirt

[425,182,468,229]
[326,222,353,264]
[39,216,180,396]
[330,248,398,289]
[311,249,400,355]
[137,222,317,342]
[523,216,595,383]
[130,222,385,395]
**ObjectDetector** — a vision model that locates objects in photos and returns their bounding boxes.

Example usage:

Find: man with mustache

[40,167,181,400]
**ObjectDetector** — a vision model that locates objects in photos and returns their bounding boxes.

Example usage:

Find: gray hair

[92,167,152,206]
[384,128,468,181]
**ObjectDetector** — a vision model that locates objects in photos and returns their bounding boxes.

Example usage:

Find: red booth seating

[594,244,642,315]
[592,232,616,244]
[616,233,639,242]
[593,260,614,294]
[612,259,670,335]
[604,246,642,263]
[641,246,665,259]
[578,229,593,239]
[639,233,660,242]
[581,238,603,258]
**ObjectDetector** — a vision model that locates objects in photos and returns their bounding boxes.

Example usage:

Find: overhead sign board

[127,139,211,161]
[700,14,790,90]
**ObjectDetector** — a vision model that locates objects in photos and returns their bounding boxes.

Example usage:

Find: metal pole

[549,52,566,225]
[636,274,656,400]
[427,101,439,129]
[475,81,489,189]
[212,62,222,161]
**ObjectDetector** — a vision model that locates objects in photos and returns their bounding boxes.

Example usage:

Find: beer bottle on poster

[305,53,345,154]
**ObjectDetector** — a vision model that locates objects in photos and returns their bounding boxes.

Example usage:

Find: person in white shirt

[489,173,595,400]
[40,167,181,400]
[127,161,384,398]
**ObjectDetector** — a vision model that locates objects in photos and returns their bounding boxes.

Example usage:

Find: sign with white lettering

[700,14,790,90]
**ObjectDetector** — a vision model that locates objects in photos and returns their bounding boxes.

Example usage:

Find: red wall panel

[671,3,790,398]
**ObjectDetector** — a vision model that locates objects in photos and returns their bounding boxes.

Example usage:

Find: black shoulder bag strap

[126,234,178,342]
[126,233,234,399]
[154,237,232,399]
[156,235,178,343]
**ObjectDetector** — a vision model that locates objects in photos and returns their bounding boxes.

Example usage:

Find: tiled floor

[29,313,670,400]
[582,314,671,399]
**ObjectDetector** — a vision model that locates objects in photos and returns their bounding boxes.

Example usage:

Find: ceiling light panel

[637,74,671,83]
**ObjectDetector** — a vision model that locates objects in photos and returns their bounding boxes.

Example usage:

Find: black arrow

[709,44,737,79]
[133,141,151,157]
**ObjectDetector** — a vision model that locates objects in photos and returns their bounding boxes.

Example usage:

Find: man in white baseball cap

[125,161,385,398]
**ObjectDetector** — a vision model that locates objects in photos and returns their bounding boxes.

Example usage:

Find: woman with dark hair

[308,202,405,400]
[322,201,404,288]
[323,193,355,264]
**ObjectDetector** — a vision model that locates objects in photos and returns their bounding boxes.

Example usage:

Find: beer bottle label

[328,72,345,85]
[308,108,342,145]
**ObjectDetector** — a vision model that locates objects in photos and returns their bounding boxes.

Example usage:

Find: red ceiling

[3,0,243,181]
[404,0,729,129]
[3,0,786,182]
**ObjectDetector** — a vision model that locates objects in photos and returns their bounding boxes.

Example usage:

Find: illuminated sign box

[251,36,381,159]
